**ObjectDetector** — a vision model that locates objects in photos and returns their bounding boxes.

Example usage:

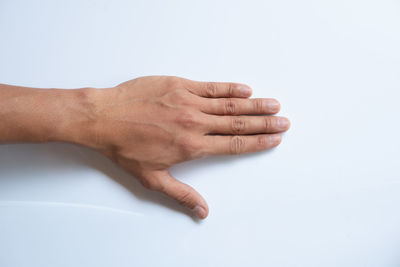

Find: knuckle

[165,76,182,88]
[167,90,192,106]
[179,137,194,151]
[230,135,245,155]
[205,82,217,97]
[231,117,246,134]
[224,98,236,115]
[178,136,192,149]
[264,116,274,129]
[177,136,204,158]
[176,111,202,129]
[257,135,269,147]
[227,83,235,97]
[175,190,192,206]
[253,98,266,113]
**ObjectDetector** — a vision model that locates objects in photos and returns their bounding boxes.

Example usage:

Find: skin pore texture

[0,76,290,219]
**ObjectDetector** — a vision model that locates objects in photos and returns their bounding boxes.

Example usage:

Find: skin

[0,76,290,219]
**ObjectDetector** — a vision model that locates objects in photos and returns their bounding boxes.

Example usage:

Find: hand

[87,76,290,219]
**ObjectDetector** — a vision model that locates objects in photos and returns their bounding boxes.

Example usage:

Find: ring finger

[205,115,290,135]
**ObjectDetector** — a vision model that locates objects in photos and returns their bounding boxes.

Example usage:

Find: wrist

[0,84,104,146]
[51,87,102,148]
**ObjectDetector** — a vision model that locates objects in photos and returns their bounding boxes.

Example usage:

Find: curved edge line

[0,200,144,217]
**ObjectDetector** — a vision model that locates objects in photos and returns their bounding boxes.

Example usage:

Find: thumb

[142,170,209,219]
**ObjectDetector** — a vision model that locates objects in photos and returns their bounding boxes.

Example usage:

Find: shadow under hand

[79,145,272,220]
[0,142,275,220]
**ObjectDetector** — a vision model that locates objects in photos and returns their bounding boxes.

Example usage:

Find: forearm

[0,84,97,146]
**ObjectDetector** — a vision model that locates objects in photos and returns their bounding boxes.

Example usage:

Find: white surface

[1,0,400,266]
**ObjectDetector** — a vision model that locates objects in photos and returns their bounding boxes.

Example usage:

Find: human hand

[84,76,290,219]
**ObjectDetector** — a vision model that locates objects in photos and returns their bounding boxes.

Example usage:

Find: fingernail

[239,85,252,97]
[193,205,206,219]
[268,100,280,113]
[277,117,289,130]
[269,134,282,144]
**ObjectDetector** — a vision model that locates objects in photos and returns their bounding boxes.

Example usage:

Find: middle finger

[198,97,280,115]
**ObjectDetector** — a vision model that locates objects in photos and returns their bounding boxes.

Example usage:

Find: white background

[1,0,400,266]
